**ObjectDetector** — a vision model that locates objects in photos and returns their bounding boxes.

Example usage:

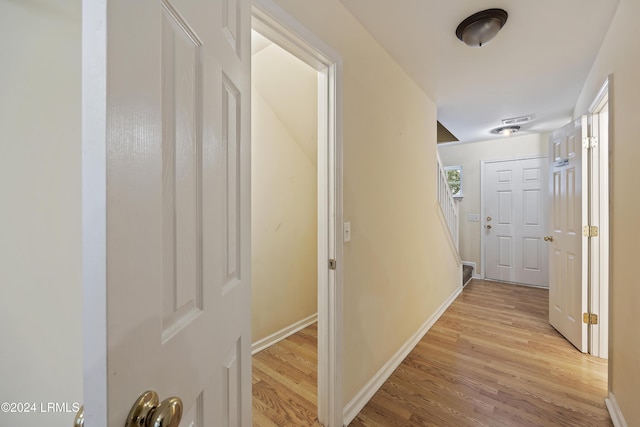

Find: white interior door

[82,0,252,425]
[548,118,588,352]
[484,157,549,287]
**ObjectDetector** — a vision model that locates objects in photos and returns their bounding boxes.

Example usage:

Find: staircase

[463,264,473,286]
[436,153,459,251]
[437,153,472,287]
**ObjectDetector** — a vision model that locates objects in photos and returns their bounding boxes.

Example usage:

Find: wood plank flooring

[253,280,611,426]
[252,323,321,426]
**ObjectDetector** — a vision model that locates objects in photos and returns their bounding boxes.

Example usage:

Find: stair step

[462,264,473,286]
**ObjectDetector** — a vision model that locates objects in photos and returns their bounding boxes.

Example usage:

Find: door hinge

[583,136,598,149]
[328,259,337,270]
[583,313,599,325]
[583,225,599,237]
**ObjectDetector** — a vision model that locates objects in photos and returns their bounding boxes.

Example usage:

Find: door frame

[587,77,610,359]
[251,1,344,425]
[480,155,549,284]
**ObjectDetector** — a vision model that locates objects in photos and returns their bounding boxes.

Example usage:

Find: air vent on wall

[502,115,533,126]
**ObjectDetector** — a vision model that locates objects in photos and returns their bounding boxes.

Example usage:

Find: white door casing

[587,79,609,359]
[82,0,252,425]
[548,118,588,353]
[252,1,344,424]
[484,157,549,287]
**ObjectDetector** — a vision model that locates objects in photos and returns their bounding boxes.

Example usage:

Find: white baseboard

[606,392,628,427]
[342,286,462,425]
[251,313,318,355]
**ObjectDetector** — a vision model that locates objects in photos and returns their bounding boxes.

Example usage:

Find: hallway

[253,280,610,426]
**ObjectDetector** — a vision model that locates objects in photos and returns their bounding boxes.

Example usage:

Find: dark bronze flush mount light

[456,9,508,47]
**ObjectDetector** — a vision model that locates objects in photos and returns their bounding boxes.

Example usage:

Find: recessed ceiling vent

[502,115,534,126]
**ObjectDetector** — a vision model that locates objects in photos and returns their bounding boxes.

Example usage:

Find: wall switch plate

[468,213,480,222]
[344,222,351,242]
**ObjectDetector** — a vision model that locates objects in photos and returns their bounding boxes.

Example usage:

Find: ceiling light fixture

[492,125,520,136]
[456,9,508,47]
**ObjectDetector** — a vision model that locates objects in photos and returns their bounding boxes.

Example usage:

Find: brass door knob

[486,224,492,230]
[73,405,84,427]
[126,391,183,427]
[73,391,182,427]
[544,236,554,242]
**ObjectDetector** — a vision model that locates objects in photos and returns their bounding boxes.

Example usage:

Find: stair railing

[436,152,459,250]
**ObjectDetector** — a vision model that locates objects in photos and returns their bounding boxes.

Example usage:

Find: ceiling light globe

[456,9,508,48]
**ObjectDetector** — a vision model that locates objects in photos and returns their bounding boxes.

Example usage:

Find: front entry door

[82,0,252,424]
[484,157,549,287]
[548,118,588,352]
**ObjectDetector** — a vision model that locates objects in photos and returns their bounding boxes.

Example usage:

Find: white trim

[606,393,628,427]
[342,286,462,426]
[82,1,108,424]
[586,77,610,359]
[480,155,548,282]
[251,313,318,355]
[251,3,344,426]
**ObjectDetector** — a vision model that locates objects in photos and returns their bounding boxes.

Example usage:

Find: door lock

[544,236,554,242]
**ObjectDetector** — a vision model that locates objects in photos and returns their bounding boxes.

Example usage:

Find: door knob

[126,391,183,427]
[73,405,84,426]
[487,216,492,221]
[486,224,492,230]
[544,236,554,242]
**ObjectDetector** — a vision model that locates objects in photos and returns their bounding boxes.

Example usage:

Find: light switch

[468,213,480,222]
[344,222,351,242]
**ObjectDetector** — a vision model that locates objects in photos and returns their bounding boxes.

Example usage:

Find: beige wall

[0,1,82,426]
[438,133,548,276]
[574,0,640,423]
[251,44,318,342]
[273,0,461,405]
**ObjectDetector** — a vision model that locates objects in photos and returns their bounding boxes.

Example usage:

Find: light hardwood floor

[252,280,611,426]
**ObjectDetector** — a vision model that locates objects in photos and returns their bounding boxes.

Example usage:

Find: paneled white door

[548,118,587,352]
[484,157,549,287]
[82,0,252,425]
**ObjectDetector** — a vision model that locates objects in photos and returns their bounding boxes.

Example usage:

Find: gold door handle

[73,391,182,427]
[126,391,183,427]
[486,224,492,230]
[73,405,84,427]
[544,236,554,242]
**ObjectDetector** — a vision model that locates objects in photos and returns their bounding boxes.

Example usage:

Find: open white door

[548,118,588,352]
[82,0,252,425]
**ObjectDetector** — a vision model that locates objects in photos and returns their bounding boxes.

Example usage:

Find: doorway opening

[250,27,320,421]
[250,2,343,425]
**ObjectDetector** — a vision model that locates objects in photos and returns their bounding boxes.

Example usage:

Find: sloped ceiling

[252,31,318,165]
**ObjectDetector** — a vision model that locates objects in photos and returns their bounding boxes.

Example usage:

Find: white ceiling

[338,0,620,143]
